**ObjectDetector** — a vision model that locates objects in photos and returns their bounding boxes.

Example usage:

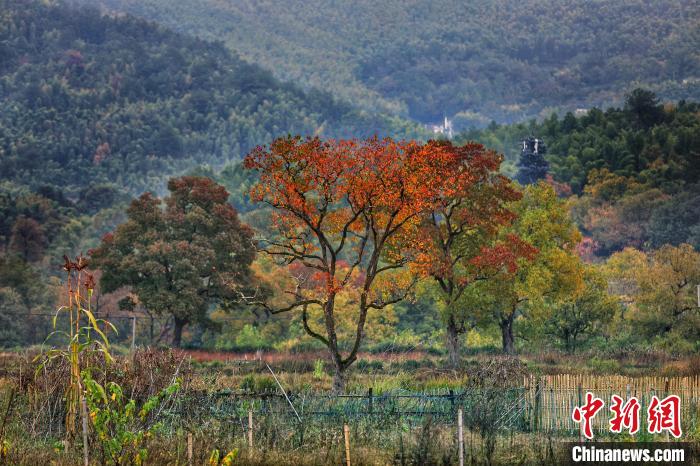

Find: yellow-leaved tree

[604,243,700,351]
[472,182,585,354]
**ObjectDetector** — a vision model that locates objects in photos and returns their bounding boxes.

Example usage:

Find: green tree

[477,182,584,354]
[0,287,26,347]
[625,88,664,128]
[90,176,257,347]
[648,190,700,250]
[0,255,57,345]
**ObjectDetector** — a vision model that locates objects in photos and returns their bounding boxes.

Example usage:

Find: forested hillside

[81,0,700,125]
[457,91,700,256]
[0,0,422,198]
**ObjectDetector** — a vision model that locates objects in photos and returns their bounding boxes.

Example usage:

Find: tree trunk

[331,359,346,393]
[569,333,579,354]
[564,331,572,353]
[149,315,154,342]
[500,314,515,355]
[172,317,186,348]
[445,316,461,368]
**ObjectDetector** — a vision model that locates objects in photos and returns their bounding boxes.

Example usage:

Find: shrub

[589,357,620,373]
[462,357,529,464]
[208,448,238,466]
[234,324,272,351]
[83,371,180,466]
[272,337,325,353]
[394,417,456,465]
[355,360,384,372]
[239,374,277,393]
[312,359,325,379]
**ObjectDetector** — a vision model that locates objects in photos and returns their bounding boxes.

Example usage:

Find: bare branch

[302,305,329,346]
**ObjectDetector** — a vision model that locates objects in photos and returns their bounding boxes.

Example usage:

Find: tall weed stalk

[36,255,115,440]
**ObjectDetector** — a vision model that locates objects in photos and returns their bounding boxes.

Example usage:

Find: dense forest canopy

[456,94,700,256]
[80,0,700,126]
[458,93,700,190]
[0,0,423,199]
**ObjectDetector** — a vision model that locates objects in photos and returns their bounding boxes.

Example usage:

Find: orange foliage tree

[409,142,536,366]
[243,136,480,391]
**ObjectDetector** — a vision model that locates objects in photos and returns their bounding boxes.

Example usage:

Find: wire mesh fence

[172,387,528,425]
[160,375,700,444]
[153,387,532,454]
[20,383,699,442]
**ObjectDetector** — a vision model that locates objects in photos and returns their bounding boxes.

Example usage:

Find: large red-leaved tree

[243,136,493,391]
[409,141,537,367]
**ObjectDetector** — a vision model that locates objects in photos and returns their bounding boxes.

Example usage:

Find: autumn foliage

[244,136,502,389]
[405,142,537,365]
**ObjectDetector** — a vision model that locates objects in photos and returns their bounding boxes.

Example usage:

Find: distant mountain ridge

[0,0,423,197]
[79,0,700,127]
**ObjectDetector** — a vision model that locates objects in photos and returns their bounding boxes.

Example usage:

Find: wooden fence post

[248,409,254,450]
[130,316,137,352]
[368,387,373,415]
[664,378,670,441]
[534,377,541,432]
[458,408,464,466]
[344,424,351,466]
[577,383,583,442]
[186,432,193,466]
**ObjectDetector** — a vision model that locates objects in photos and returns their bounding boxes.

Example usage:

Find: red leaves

[245,136,542,317]
[245,136,486,298]
[469,234,539,275]
[92,142,110,165]
[544,174,573,197]
[406,140,534,285]
[245,136,476,249]
[63,49,84,69]
[576,237,600,262]
[167,176,230,206]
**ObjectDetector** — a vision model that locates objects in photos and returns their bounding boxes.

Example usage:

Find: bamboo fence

[522,374,700,436]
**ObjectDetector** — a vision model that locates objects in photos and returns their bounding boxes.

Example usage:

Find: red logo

[647,395,682,438]
[572,392,605,439]
[609,395,640,435]
[572,393,683,439]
